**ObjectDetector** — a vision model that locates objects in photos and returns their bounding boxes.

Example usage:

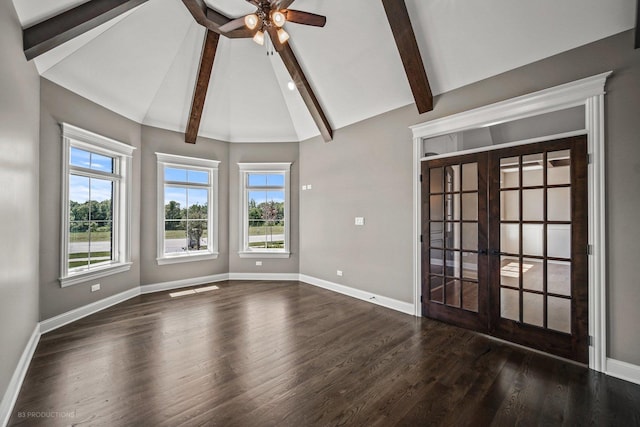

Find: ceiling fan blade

[218,16,247,33]
[273,0,296,10]
[266,26,285,52]
[225,28,254,39]
[635,0,639,48]
[285,10,326,27]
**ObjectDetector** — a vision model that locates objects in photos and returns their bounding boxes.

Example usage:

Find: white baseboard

[0,324,40,427]
[228,273,300,281]
[606,358,640,385]
[299,274,415,315]
[140,273,229,294]
[40,287,140,335]
[37,273,412,337]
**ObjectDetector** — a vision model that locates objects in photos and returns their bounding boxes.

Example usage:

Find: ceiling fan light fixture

[277,28,290,44]
[253,30,265,46]
[245,14,259,30]
[272,11,286,27]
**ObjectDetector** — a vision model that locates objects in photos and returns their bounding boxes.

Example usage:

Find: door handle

[478,249,501,256]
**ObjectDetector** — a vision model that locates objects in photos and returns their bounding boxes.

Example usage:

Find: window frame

[156,153,220,265]
[238,162,291,259]
[60,123,135,287]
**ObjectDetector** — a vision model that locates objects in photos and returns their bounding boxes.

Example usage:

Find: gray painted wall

[139,126,230,285]
[39,79,142,320]
[299,106,416,302]
[300,30,640,365]
[228,143,300,274]
[0,0,40,406]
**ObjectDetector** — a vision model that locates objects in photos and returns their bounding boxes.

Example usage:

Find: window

[156,153,219,265]
[60,124,135,287]
[238,163,291,258]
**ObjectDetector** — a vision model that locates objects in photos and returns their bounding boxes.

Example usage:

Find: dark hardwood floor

[8,281,640,426]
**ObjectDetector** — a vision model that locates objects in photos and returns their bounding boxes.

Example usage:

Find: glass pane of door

[491,136,588,363]
[423,136,588,363]
[497,147,576,329]
[422,154,487,328]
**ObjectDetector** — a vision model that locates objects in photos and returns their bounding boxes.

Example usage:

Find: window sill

[60,262,132,288]
[238,251,290,259]
[157,252,219,265]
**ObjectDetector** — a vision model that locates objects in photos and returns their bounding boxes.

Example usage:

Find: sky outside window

[248,173,284,187]
[165,167,209,184]
[70,147,113,173]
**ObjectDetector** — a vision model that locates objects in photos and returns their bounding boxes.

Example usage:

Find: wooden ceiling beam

[185,30,220,144]
[182,1,252,38]
[23,0,149,60]
[381,0,433,113]
[278,43,333,142]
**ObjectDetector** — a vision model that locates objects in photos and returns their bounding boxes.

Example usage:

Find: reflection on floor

[429,279,478,312]
[500,258,571,333]
[9,281,640,426]
[500,258,571,296]
[429,258,571,332]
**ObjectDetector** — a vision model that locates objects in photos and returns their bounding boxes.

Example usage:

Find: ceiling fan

[218,0,327,50]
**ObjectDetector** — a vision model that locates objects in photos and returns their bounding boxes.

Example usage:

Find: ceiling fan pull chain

[266,34,274,56]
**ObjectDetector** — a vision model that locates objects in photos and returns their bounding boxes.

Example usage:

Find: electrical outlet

[355,217,365,226]
[302,185,307,191]
[91,283,100,292]
[337,270,343,277]
[256,261,263,266]
[307,184,313,190]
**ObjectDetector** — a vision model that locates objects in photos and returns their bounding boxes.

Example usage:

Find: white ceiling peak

[11,0,636,143]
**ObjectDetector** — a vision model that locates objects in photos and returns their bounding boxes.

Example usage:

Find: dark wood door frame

[421,135,589,363]
[487,136,589,363]
[421,152,489,332]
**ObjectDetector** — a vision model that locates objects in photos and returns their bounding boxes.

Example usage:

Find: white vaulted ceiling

[11,0,637,142]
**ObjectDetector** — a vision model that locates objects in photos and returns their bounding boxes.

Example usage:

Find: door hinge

[588,153,593,164]
[420,235,423,243]
[419,174,423,182]
[420,295,423,303]
[587,244,593,255]
[589,335,594,346]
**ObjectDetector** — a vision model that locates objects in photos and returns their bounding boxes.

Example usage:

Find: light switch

[355,217,365,226]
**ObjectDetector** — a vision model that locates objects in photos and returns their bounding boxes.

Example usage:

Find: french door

[422,152,489,331]
[421,136,588,363]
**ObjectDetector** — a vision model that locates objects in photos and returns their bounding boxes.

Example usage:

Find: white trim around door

[410,71,611,373]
